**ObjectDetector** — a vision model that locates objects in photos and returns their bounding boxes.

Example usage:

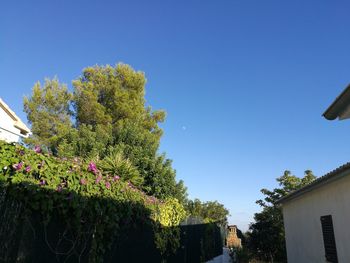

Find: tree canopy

[24,78,73,154]
[23,63,187,203]
[185,198,230,224]
[246,170,316,263]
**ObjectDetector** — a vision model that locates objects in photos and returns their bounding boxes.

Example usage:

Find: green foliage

[73,64,165,141]
[97,148,144,187]
[185,198,229,224]
[153,198,187,227]
[139,154,187,202]
[23,78,73,154]
[154,226,181,259]
[151,198,186,259]
[19,62,228,261]
[0,141,186,262]
[231,247,252,263]
[23,63,187,202]
[200,223,223,262]
[247,170,316,262]
[173,180,188,205]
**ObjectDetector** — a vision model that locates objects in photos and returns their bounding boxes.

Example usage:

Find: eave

[277,162,350,204]
[323,84,350,120]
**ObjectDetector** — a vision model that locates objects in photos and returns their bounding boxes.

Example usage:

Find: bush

[0,141,186,262]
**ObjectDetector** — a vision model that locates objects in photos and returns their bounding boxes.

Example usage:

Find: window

[320,215,338,263]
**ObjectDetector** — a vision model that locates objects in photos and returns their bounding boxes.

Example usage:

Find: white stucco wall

[0,106,23,143]
[282,172,350,263]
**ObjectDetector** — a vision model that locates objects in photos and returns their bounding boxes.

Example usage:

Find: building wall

[226,226,241,248]
[0,106,22,143]
[282,172,350,263]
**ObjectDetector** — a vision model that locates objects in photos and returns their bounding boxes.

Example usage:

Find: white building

[279,164,350,263]
[279,85,350,263]
[0,98,30,143]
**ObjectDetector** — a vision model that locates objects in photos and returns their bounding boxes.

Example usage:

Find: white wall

[282,172,350,263]
[0,106,22,143]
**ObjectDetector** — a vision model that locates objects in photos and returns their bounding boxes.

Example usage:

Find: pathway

[205,248,232,263]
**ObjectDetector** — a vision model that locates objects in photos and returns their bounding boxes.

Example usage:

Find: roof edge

[277,162,350,204]
[323,84,350,120]
[0,98,31,134]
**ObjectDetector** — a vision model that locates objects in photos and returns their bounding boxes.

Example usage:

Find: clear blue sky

[2,1,350,231]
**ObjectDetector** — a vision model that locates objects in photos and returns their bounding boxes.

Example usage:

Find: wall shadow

[0,183,222,263]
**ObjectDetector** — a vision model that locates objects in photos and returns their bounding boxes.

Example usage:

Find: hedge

[0,141,222,262]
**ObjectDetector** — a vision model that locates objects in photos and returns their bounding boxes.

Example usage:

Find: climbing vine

[0,141,186,262]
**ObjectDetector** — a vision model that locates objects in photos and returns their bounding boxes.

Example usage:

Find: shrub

[0,141,185,262]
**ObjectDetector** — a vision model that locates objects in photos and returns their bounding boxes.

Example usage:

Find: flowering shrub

[0,140,186,262]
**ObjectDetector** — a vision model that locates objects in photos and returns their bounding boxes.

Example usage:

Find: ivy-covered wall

[0,141,222,262]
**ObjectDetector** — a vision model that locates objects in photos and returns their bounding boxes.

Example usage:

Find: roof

[278,162,350,204]
[323,84,350,120]
[0,98,31,135]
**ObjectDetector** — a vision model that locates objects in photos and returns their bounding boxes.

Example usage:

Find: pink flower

[13,162,23,171]
[113,175,120,182]
[105,181,111,189]
[56,185,63,192]
[24,165,31,173]
[95,175,102,184]
[146,196,158,204]
[88,162,98,175]
[39,179,46,186]
[80,178,87,185]
[34,145,41,153]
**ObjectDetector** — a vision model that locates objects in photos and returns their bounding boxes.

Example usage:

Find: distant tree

[186,199,205,219]
[173,179,188,205]
[186,199,230,224]
[247,170,316,263]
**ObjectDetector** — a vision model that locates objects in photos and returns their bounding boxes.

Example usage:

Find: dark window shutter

[320,215,338,263]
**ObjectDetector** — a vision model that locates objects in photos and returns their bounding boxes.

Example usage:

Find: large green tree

[23,63,187,203]
[23,78,73,154]
[247,170,316,263]
[73,64,165,154]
